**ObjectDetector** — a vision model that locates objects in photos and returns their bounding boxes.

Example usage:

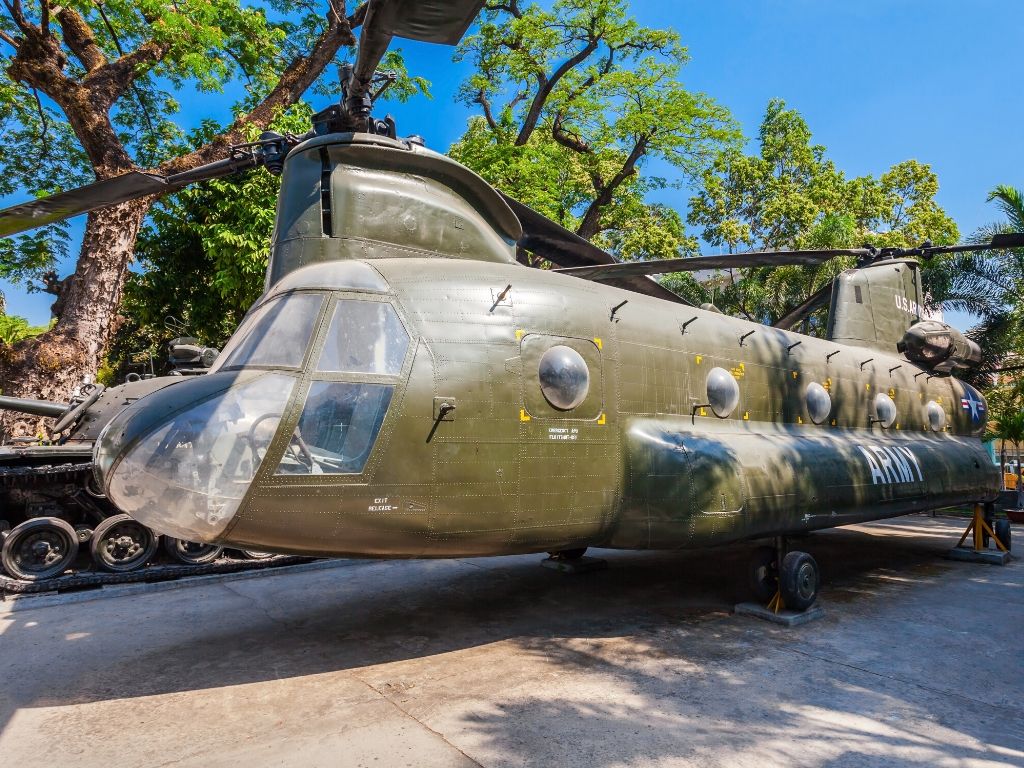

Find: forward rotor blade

[553,248,869,281]
[387,0,487,44]
[498,192,690,305]
[0,172,167,238]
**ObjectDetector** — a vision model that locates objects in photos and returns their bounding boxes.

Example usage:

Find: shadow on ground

[1,515,1020,766]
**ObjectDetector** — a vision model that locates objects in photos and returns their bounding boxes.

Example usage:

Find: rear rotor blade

[553,248,870,281]
[498,192,690,305]
[773,282,834,330]
[923,232,1024,256]
[0,172,167,238]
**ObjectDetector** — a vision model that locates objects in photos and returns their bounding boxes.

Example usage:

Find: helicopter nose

[94,371,298,542]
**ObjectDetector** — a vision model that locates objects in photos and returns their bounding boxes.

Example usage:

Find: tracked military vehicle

[0,338,282,584]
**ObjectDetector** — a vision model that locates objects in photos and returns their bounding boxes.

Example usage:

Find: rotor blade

[553,248,870,281]
[498,193,617,269]
[0,172,167,238]
[773,282,834,331]
[498,192,690,305]
[387,0,486,44]
[923,232,1024,256]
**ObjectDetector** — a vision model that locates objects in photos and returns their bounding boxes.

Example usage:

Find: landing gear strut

[747,536,820,613]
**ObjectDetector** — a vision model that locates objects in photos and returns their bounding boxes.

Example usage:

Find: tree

[679,99,959,331]
[925,185,1024,383]
[449,0,738,265]
[103,106,315,382]
[0,0,366,432]
[0,313,48,347]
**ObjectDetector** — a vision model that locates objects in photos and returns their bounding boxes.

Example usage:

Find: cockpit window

[276,381,393,475]
[218,292,324,370]
[317,300,409,375]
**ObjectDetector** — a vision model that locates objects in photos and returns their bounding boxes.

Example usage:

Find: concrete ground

[1,515,1021,768]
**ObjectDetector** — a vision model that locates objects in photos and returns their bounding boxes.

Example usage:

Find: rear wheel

[1,517,78,581]
[748,545,779,603]
[779,551,819,612]
[994,519,1012,552]
[162,537,224,565]
[91,514,158,573]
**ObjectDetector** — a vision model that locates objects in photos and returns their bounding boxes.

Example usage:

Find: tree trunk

[0,199,150,439]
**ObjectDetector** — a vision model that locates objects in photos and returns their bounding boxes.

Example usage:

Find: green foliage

[105,105,312,377]
[450,0,737,263]
[678,99,959,330]
[929,184,1024,383]
[0,314,50,345]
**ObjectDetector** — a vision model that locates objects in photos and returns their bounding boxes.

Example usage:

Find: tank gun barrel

[0,395,67,418]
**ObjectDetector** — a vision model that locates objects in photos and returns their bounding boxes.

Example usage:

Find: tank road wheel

[547,548,587,561]
[1,517,78,581]
[90,514,158,573]
[779,551,820,612]
[994,519,1012,552]
[748,545,779,603]
[238,550,276,561]
[162,537,224,565]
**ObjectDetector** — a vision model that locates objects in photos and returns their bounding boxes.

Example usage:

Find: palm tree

[924,184,1024,385]
[990,408,1024,505]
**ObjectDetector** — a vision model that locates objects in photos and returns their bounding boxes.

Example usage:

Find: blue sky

[3,0,1021,329]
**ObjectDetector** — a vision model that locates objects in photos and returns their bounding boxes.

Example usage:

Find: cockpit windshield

[215,292,324,371]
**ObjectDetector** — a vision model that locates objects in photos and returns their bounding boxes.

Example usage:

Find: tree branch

[0,28,18,49]
[55,7,107,72]
[476,89,498,131]
[514,35,600,146]
[576,133,650,239]
[162,3,359,174]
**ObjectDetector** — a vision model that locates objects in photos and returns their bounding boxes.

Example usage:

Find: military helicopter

[1,0,1020,609]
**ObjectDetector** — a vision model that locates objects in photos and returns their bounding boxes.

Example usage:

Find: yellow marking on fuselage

[597,412,606,425]
[515,329,525,341]
[519,409,531,422]
[593,337,602,350]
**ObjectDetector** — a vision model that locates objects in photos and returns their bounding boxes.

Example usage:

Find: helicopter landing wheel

[1,517,78,581]
[162,537,224,565]
[994,519,1011,552]
[547,547,587,561]
[779,551,820,612]
[91,514,158,572]
[747,545,779,603]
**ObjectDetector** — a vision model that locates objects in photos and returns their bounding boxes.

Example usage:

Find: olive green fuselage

[218,256,996,557]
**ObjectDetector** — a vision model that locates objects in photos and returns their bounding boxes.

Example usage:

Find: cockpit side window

[317,300,409,375]
[217,292,324,370]
[276,382,394,475]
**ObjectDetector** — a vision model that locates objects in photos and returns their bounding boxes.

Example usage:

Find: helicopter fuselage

[94,255,997,558]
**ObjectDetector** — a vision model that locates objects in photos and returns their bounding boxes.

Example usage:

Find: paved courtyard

[1,514,1021,767]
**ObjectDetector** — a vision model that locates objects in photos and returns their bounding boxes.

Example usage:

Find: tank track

[1,553,317,595]
[0,461,94,488]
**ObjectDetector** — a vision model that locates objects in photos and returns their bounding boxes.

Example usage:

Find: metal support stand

[947,503,1011,565]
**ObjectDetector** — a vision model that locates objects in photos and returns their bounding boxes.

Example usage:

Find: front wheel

[1,517,78,581]
[780,551,819,612]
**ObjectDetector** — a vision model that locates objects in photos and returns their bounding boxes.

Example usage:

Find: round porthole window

[538,345,590,410]
[873,392,897,428]
[925,400,946,432]
[706,367,740,418]
[805,382,832,424]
